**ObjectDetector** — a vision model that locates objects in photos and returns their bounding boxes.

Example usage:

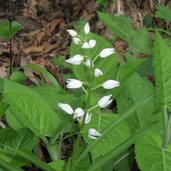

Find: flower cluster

[58,22,120,140]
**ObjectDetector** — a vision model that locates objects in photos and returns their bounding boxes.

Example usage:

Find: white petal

[89,39,96,48]
[66,54,84,65]
[88,128,101,140]
[67,29,77,37]
[58,103,73,115]
[84,22,90,35]
[72,37,81,44]
[82,42,90,49]
[85,59,94,68]
[73,108,85,118]
[98,94,112,108]
[94,68,103,77]
[102,80,120,89]
[99,48,115,58]
[66,79,83,89]
[85,113,92,124]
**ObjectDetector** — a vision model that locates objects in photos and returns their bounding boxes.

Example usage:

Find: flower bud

[73,108,85,118]
[98,94,113,108]
[67,29,77,37]
[88,128,101,139]
[58,103,73,115]
[94,68,103,77]
[102,80,120,89]
[66,54,84,65]
[84,22,90,35]
[72,37,81,44]
[99,48,115,58]
[82,39,96,49]
[66,79,83,89]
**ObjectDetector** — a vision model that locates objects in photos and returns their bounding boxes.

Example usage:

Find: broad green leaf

[24,64,59,87]
[135,131,171,171]
[0,20,23,41]
[83,114,131,160]
[49,160,65,171]
[153,32,171,110]
[155,6,171,23]
[10,71,27,83]
[3,80,62,138]
[75,94,153,164]
[129,28,152,54]
[0,145,55,171]
[97,11,134,41]
[88,123,155,171]
[0,101,8,117]
[117,73,154,129]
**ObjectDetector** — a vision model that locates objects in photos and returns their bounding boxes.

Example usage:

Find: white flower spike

[73,108,85,118]
[66,54,84,65]
[66,79,83,89]
[82,39,96,49]
[72,37,81,44]
[94,68,103,77]
[58,103,73,115]
[102,80,120,89]
[88,128,101,140]
[84,22,90,35]
[99,48,115,58]
[98,94,113,108]
[67,29,77,37]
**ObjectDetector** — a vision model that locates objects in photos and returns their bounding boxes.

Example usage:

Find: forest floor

[0,0,170,83]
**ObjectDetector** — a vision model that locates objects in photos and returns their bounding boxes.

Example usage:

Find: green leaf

[117,73,154,129]
[49,160,65,171]
[88,123,155,171]
[135,131,171,171]
[75,94,153,164]
[0,20,23,41]
[0,101,8,117]
[3,80,62,138]
[155,6,171,23]
[83,114,131,160]
[10,71,27,83]
[129,28,152,54]
[153,32,171,110]
[24,64,59,87]
[97,11,134,41]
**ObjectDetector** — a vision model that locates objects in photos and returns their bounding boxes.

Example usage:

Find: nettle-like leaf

[97,11,152,55]
[3,80,62,138]
[153,32,171,110]
[117,73,154,129]
[0,20,23,41]
[155,6,171,23]
[135,131,171,171]
[83,114,132,161]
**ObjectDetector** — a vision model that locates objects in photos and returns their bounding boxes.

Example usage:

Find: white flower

[84,22,90,35]
[67,29,77,37]
[73,108,85,118]
[58,103,73,115]
[99,48,115,58]
[85,59,94,68]
[94,68,103,77]
[102,80,120,89]
[72,37,81,44]
[85,113,92,124]
[66,54,84,65]
[82,39,96,49]
[66,79,83,89]
[88,128,101,140]
[98,94,113,108]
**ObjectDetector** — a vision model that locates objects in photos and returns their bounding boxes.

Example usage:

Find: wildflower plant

[59,22,120,141]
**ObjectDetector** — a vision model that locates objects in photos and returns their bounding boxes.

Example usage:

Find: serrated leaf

[135,131,171,171]
[0,20,23,41]
[3,80,62,138]
[97,11,134,41]
[153,32,171,110]
[155,6,171,23]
